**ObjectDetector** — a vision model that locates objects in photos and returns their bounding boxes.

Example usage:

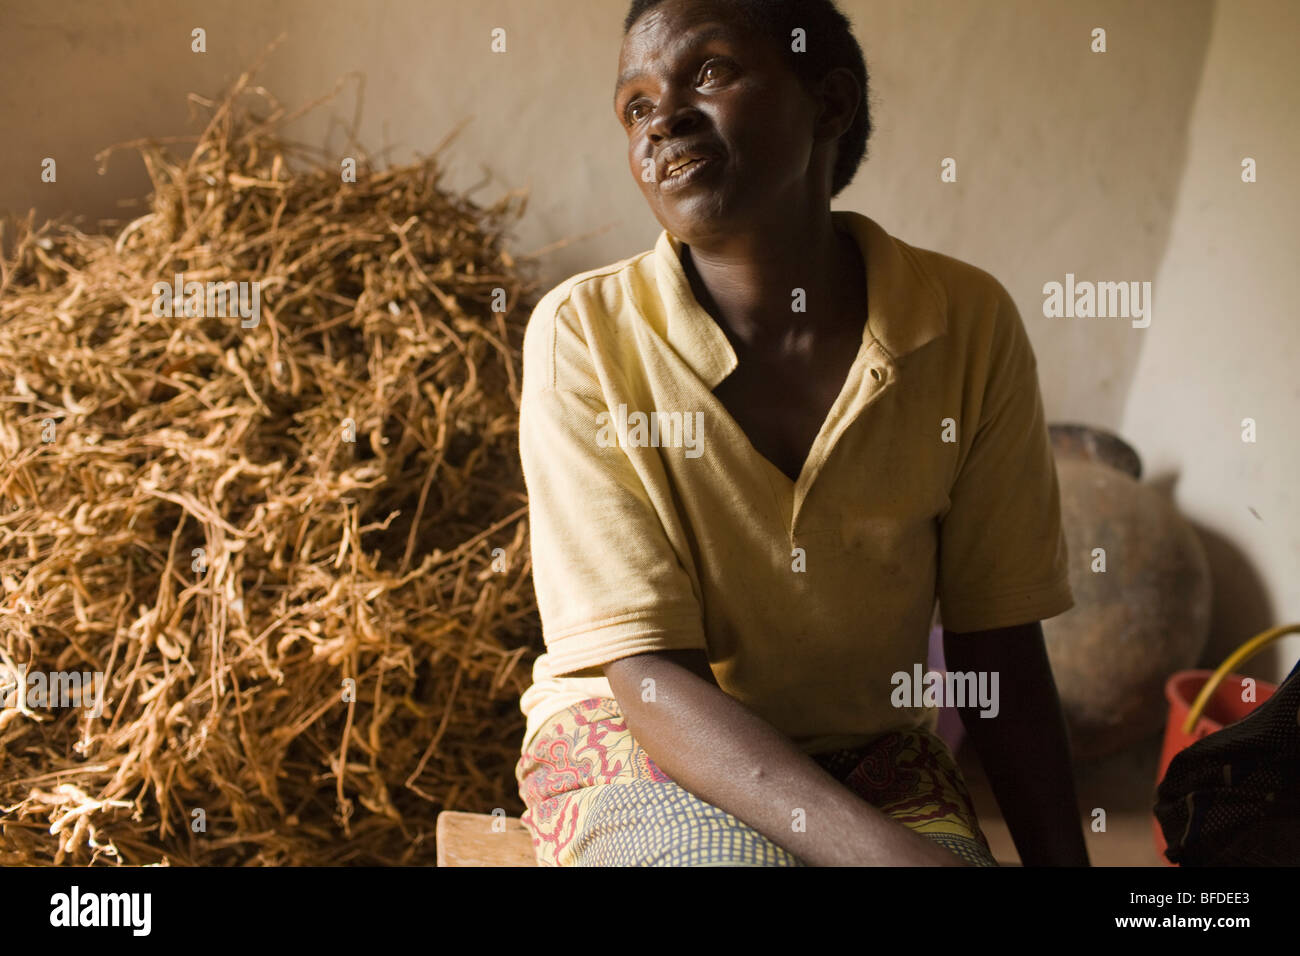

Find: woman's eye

[699,59,735,84]
[622,60,734,125]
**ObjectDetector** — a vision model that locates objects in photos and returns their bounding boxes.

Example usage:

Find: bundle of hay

[0,61,541,865]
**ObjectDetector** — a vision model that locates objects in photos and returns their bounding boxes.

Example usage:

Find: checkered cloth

[516,696,998,866]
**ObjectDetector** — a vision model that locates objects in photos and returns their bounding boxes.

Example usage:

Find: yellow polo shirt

[516,211,1074,756]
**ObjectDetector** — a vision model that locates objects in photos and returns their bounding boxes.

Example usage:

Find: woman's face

[614,0,823,244]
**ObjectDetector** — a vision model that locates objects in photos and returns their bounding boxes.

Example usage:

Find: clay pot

[1042,424,1213,761]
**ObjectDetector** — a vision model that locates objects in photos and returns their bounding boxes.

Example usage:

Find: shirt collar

[647,211,948,390]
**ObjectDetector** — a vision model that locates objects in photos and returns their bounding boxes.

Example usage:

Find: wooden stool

[435,811,538,866]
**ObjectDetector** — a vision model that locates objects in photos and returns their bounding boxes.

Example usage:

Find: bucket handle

[1182,624,1300,735]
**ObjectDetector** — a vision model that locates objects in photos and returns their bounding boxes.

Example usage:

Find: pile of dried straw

[0,60,542,865]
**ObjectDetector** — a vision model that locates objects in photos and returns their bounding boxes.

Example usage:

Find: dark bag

[1153,657,1300,865]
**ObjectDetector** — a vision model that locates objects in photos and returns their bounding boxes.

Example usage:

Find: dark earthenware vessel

[1043,424,1213,761]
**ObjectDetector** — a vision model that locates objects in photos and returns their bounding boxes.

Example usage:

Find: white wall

[1121,0,1300,677]
[0,0,1214,429]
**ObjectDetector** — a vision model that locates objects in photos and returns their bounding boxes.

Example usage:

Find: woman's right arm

[604,649,969,867]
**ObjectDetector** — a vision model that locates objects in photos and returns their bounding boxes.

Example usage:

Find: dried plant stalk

[0,56,541,866]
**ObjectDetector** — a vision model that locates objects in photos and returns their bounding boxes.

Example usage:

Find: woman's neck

[680,209,857,354]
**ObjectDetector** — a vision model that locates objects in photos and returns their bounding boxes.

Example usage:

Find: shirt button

[869,367,884,382]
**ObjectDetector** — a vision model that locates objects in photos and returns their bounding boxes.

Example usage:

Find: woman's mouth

[659,154,720,193]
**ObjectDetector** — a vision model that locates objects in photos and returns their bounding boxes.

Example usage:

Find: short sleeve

[937,286,1075,633]
[519,349,708,676]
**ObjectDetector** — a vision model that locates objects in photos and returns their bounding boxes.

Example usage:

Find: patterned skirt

[515,696,998,866]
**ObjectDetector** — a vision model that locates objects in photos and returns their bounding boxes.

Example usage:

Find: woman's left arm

[942,621,1091,866]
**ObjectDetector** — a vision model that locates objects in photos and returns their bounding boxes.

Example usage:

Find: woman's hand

[605,649,969,866]
[944,622,1091,866]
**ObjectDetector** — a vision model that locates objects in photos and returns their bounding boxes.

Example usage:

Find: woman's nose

[647,96,703,143]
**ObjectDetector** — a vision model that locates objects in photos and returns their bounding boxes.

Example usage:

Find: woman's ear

[813,66,861,144]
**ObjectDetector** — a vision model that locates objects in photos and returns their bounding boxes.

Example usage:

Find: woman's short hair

[623,0,871,197]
